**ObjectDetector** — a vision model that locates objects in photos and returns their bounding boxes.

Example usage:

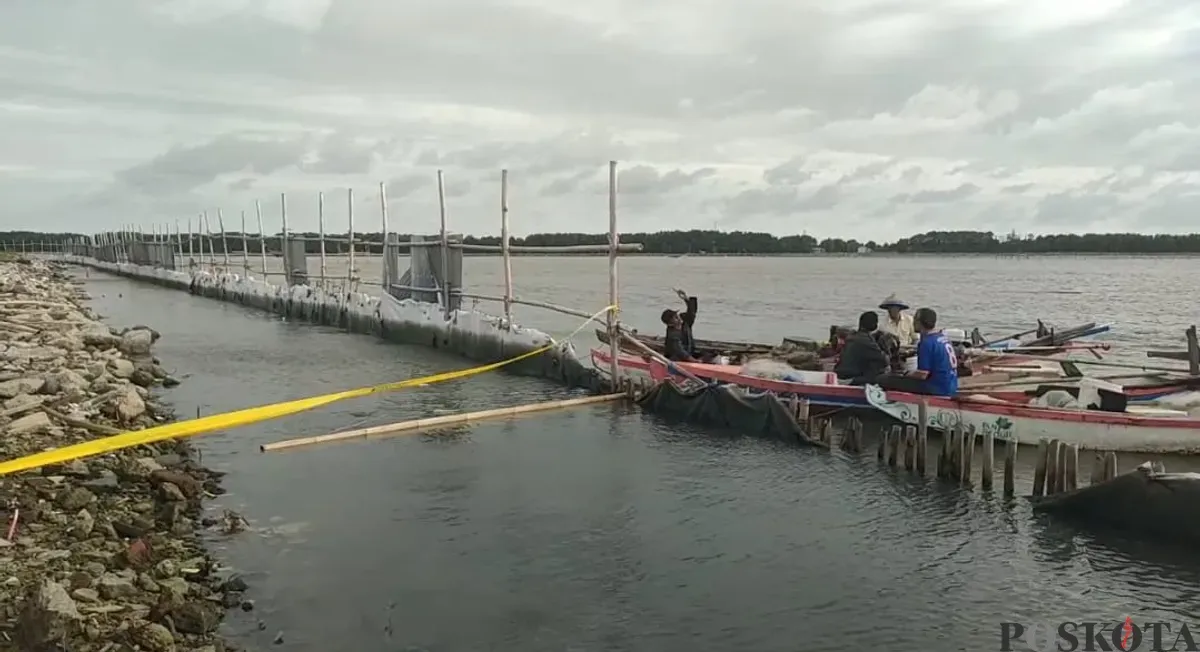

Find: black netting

[634,381,824,447]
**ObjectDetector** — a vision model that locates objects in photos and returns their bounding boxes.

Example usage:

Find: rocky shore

[0,257,248,652]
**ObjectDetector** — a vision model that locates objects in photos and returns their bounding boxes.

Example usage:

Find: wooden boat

[592,347,1200,409]
[628,354,1200,454]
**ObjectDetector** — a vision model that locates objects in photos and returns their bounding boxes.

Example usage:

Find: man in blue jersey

[874,307,959,396]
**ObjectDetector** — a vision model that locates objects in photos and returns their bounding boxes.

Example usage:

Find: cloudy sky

[1,0,1198,241]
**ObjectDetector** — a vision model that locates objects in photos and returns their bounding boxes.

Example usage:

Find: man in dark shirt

[662,288,700,362]
[661,308,696,362]
[835,311,890,385]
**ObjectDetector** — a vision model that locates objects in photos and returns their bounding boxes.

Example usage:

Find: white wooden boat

[627,353,1200,454]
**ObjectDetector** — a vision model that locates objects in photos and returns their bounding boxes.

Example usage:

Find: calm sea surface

[79,255,1200,652]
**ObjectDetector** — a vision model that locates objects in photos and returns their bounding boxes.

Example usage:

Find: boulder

[119,328,155,356]
[109,358,135,379]
[16,580,81,650]
[0,376,45,399]
[8,410,52,435]
[114,388,146,423]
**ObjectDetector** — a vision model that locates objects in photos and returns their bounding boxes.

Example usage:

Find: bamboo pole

[607,161,620,384]
[280,192,291,285]
[261,393,625,452]
[255,199,267,275]
[202,211,216,271]
[187,216,194,263]
[379,181,390,291]
[347,187,356,292]
[240,210,250,275]
[436,170,451,317]
[318,191,327,289]
[217,209,230,269]
[501,169,513,326]
[615,327,708,386]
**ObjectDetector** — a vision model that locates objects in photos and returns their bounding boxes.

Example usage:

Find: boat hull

[592,349,1200,453]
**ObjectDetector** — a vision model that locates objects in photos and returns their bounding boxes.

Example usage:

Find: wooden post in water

[255,200,267,276]
[888,424,901,468]
[240,211,250,276]
[1102,451,1118,481]
[279,193,291,285]
[796,399,810,434]
[217,209,230,269]
[916,401,928,476]
[980,432,995,490]
[877,425,887,461]
[436,170,451,318]
[1090,453,1105,485]
[317,191,327,289]
[963,428,976,487]
[1187,325,1199,376]
[1003,438,1016,497]
[346,187,356,292]
[500,169,513,326]
[1063,443,1078,491]
[606,161,621,387]
[1046,439,1062,494]
[1032,438,1049,496]
[903,425,916,471]
[379,181,390,292]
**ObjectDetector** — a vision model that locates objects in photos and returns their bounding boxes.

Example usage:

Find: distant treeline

[5,229,1200,255]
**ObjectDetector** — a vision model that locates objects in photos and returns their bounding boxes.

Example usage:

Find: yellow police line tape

[0,305,618,477]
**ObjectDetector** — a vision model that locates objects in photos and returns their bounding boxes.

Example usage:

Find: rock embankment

[0,257,248,652]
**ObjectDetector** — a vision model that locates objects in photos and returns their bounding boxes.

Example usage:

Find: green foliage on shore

[5,229,1200,255]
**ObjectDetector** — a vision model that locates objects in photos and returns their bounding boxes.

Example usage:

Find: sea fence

[14,163,644,381]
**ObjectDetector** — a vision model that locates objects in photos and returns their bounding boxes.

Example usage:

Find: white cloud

[3,0,1200,240]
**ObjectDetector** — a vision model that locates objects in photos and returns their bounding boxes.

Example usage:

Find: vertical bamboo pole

[204,212,217,270]
[187,216,194,262]
[378,181,390,290]
[280,193,290,285]
[347,187,356,292]
[217,209,230,269]
[436,170,451,317]
[501,169,513,326]
[255,199,267,275]
[173,220,182,269]
[607,161,620,383]
[317,191,327,290]
[240,210,250,275]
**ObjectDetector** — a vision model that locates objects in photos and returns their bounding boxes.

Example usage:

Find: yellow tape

[0,305,615,477]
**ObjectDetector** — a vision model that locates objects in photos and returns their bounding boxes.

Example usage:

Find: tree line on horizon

[4,229,1200,255]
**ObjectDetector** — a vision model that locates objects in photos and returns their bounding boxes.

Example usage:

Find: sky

[2,0,1200,241]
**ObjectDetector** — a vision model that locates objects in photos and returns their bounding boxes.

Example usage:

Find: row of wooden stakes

[622,380,1124,499]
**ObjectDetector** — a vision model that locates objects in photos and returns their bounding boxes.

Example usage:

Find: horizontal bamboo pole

[457,292,596,320]
[459,243,645,253]
[261,393,625,452]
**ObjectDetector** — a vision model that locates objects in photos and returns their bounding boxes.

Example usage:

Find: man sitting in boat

[879,294,919,346]
[874,307,959,396]
[661,306,698,362]
[672,288,699,357]
[835,311,890,385]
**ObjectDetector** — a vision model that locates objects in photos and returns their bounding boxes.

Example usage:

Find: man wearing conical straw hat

[878,294,919,346]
